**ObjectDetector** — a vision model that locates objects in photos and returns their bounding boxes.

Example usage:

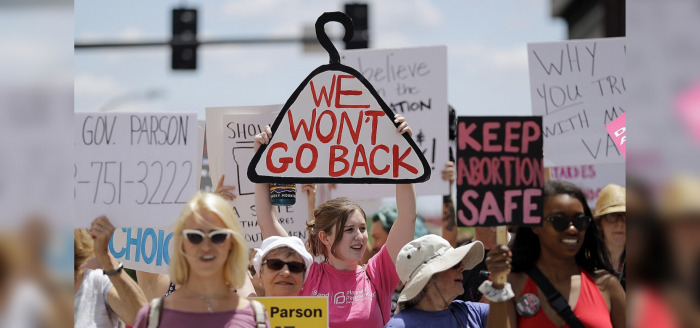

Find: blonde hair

[74,229,93,270]
[170,192,249,288]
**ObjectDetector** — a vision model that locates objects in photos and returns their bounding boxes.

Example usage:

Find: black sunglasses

[263,259,305,273]
[182,229,233,245]
[544,216,592,232]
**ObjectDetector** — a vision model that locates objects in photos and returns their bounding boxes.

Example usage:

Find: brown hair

[74,229,93,270]
[306,197,366,260]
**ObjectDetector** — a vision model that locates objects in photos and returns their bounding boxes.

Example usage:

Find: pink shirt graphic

[298,245,400,328]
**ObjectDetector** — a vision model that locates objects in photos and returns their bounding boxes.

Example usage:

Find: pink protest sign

[605,113,626,158]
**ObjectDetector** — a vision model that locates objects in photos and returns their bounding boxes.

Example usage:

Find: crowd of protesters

[72,116,636,328]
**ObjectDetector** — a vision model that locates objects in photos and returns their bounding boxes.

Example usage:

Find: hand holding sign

[485,245,513,289]
[89,215,117,270]
[214,175,236,202]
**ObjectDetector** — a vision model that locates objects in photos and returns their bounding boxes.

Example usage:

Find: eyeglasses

[544,216,592,232]
[182,229,233,245]
[602,213,626,224]
[262,259,306,273]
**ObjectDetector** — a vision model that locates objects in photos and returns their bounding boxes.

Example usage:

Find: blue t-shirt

[385,300,488,328]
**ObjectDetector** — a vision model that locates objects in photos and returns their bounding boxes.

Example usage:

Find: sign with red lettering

[248,12,432,185]
[456,116,544,227]
[248,67,430,184]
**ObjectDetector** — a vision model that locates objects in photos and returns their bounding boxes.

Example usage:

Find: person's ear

[531,226,541,235]
[319,230,331,247]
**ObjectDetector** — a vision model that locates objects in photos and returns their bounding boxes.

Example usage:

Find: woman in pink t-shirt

[253,114,417,328]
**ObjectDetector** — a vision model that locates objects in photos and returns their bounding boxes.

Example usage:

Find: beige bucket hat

[395,235,484,305]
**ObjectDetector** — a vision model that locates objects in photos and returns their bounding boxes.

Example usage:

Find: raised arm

[485,245,518,328]
[254,126,288,238]
[441,161,458,247]
[90,216,147,326]
[384,115,418,264]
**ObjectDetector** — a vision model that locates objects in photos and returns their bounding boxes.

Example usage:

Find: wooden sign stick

[493,225,509,285]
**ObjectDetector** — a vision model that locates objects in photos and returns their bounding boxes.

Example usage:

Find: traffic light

[171,8,198,70]
[344,3,369,49]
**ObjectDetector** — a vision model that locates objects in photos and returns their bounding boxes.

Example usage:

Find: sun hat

[594,184,626,218]
[396,234,484,304]
[252,236,314,282]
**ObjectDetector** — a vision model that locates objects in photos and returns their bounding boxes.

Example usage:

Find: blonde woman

[133,192,268,328]
[134,176,256,302]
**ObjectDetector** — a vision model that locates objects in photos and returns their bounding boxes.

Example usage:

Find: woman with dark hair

[484,180,626,328]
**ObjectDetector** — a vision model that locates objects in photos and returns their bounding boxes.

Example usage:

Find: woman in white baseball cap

[252,236,313,297]
[385,234,488,328]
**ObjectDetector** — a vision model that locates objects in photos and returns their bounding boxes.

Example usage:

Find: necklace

[184,287,230,313]
[199,295,214,313]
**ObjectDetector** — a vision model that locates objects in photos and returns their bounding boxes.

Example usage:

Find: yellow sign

[250,296,328,328]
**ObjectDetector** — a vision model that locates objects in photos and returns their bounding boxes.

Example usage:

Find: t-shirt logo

[334,292,347,307]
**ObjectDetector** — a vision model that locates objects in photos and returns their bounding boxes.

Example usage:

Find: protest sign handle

[315,12,353,64]
[493,226,509,285]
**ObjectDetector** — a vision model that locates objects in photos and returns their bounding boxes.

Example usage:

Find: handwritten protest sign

[74,112,198,227]
[251,297,328,328]
[206,105,282,187]
[528,38,625,166]
[223,113,310,248]
[248,68,430,184]
[109,227,173,274]
[329,46,448,198]
[550,163,625,210]
[456,116,544,227]
[605,113,626,158]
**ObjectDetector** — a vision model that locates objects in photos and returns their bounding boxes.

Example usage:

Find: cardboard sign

[74,112,198,227]
[605,113,626,158]
[550,163,626,210]
[331,46,449,198]
[223,113,310,248]
[248,67,431,184]
[456,116,544,227]
[250,297,328,328]
[528,38,625,166]
[109,227,173,274]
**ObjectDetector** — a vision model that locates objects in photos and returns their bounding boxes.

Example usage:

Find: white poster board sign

[74,112,198,227]
[550,163,626,210]
[205,105,282,188]
[223,113,310,248]
[329,46,448,198]
[528,38,626,167]
[109,226,174,274]
[249,69,429,183]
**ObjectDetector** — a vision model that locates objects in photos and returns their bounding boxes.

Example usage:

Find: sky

[74,0,566,119]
